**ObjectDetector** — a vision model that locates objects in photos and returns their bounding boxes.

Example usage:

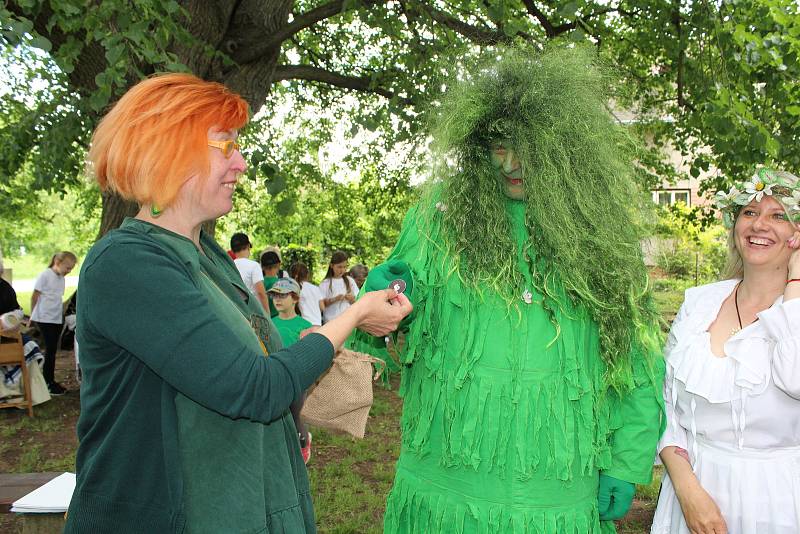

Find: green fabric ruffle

[381,193,663,533]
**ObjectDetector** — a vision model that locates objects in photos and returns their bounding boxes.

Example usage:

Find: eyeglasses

[207,139,241,158]
[270,293,291,300]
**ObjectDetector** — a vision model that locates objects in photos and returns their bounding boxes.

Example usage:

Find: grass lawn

[0,280,685,533]
[3,255,49,281]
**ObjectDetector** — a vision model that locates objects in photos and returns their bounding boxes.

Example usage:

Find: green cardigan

[65,218,333,533]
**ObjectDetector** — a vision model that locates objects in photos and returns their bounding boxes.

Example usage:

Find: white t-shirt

[233,258,264,296]
[299,281,323,326]
[30,268,66,324]
[319,276,359,323]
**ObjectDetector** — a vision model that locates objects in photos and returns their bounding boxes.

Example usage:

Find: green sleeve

[82,238,334,424]
[602,346,666,485]
[386,202,430,314]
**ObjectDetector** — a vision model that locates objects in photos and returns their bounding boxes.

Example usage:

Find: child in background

[268,277,314,463]
[230,232,269,313]
[289,262,324,326]
[260,250,282,317]
[269,278,312,345]
[30,251,77,395]
[348,264,369,290]
[319,250,359,324]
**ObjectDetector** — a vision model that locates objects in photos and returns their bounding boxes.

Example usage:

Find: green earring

[150,204,163,217]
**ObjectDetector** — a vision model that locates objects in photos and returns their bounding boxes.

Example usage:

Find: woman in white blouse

[652,168,800,534]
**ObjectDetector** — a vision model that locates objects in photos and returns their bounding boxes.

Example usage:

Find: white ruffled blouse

[658,279,800,458]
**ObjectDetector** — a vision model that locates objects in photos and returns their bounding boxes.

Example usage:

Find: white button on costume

[652,279,800,534]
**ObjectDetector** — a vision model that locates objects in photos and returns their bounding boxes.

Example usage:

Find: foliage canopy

[1,0,799,258]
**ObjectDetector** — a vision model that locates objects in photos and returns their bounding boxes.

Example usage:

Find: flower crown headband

[714,167,800,228]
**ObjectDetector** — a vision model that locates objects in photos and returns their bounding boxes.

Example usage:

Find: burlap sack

[301,348,384,439]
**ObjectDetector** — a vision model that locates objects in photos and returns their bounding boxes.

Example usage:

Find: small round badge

[522,289,533,304]
[389,279,407,294]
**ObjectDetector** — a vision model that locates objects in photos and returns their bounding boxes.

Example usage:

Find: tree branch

[553,6,618,35]
[520,0,557,37]
[238,0,388,64]
[671,3,694,111]
[520,2,618,38]
[273,64,412,104]
[414,1,510,44]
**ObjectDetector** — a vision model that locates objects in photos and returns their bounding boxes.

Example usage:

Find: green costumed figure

[360,46,666,533]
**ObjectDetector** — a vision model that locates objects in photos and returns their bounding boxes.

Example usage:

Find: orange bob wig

[89,73,249,209]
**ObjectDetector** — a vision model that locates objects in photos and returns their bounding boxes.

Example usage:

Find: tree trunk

[97,192,139,239]
[97,192,220,239]
[94,0,292,237]
[13,0,296,238]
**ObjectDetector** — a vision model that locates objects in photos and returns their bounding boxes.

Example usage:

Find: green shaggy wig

[424,45,659,387]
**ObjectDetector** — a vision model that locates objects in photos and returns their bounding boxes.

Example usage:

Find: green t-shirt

[263,275,279,317]
[273,315,313,347]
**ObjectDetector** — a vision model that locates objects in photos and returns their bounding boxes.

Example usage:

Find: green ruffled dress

[382,197,664,534]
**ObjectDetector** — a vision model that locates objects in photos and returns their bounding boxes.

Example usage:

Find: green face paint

[489,139,524,200]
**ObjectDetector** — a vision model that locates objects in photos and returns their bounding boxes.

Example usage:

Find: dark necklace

[733,282,759,336]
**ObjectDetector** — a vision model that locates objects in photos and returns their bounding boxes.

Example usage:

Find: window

[652,189,691,207]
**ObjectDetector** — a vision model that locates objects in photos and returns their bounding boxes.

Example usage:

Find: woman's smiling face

[734,195,795,271]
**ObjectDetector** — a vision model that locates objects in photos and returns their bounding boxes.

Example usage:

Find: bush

[652,204,727,283]
[282,244,318,279]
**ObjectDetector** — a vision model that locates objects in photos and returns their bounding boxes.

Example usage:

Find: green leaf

[749,131,766,150]
[117,12,132,30]
[2,30,22,46]
[260,162,276,178]
[29,35,52,52]
[710,115,735,135]
[59,59,75,74]
[361,117,378,132]
[787,105,800,116]
[89,88,111,112]
[275,197,296,216]
[266,174,287,195]
[765,135,780,157]
[503,20,524,37]
[558,2,579,17]
[105,44,124,65]
[570,28,586,42]
[11,18,34,35]
[487,2,505,23]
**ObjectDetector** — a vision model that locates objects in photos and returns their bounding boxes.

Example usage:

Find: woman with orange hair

[64,73,411,533]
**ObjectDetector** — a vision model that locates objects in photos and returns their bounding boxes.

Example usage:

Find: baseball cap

[268,278,301,294]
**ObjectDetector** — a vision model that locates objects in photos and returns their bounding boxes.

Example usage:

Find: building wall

[611,107,717,209]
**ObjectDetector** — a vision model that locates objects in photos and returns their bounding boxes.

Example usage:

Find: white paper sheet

[10,472,75,513]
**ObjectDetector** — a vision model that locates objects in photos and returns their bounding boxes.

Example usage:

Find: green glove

[361,260,414,341]
[363,260,414,297]
[597,474,635,520]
